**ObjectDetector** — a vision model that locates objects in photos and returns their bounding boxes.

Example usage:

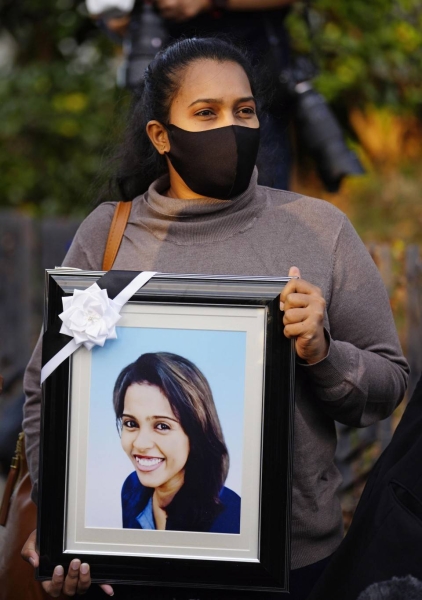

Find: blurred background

[0,0,422,521]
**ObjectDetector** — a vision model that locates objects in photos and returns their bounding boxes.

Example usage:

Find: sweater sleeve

[298,215,409,427]
[22,202,116,502]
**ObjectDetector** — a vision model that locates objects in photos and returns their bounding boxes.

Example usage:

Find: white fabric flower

[59,283,121,350]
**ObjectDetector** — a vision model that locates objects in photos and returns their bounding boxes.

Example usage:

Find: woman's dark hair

[105,37,263,203]
[113,351,230,531]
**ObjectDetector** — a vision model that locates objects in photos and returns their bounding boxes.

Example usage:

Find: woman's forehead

[124,383,173,414]
[174,59,253,107]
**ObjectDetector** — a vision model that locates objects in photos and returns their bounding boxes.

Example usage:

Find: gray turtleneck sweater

[23,171,408,569]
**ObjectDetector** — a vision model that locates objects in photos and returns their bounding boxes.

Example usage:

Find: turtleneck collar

[135,168,266,246]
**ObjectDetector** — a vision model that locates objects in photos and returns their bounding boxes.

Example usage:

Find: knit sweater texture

[23,170,409,569]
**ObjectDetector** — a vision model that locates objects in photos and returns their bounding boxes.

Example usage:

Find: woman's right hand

[21,529,115,597]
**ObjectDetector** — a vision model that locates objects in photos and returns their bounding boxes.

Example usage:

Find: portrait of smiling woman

[113,352,241,534]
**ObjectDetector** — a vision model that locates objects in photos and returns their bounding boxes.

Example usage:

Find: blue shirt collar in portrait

[136,496,156,530]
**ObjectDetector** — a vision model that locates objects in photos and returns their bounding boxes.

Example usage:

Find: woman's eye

[123,420,138,429]
[195,109,214,117]
[156,422,171,431]
[237,107,256,116]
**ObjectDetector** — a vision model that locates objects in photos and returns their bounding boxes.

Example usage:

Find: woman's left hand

[280,266,329,364]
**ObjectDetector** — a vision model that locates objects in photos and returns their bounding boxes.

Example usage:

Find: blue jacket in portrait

[121,471,241,534]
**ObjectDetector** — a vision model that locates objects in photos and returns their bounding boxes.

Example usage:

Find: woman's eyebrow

[188,97,224,107]
[121,413,179,423]
[150,415,179,423]
[188,96,255,108]
[235,96,256,104]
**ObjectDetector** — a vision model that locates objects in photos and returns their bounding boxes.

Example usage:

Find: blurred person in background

[307,372,422,600]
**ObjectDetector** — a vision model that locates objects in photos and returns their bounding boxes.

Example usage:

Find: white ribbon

[41,271,157,384]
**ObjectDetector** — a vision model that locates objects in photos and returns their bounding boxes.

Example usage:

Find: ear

[146,120,170,154]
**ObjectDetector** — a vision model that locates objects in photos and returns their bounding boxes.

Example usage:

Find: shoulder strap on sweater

[102,201,132,271]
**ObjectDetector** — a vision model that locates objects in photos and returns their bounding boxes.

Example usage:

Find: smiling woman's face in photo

[120,383,190,492]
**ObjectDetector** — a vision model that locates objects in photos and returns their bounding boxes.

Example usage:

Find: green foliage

[341,166,422,245]
[0,0,126,216]
[286,0,422,110]
[0,63,128,215]
[2,0,112,64]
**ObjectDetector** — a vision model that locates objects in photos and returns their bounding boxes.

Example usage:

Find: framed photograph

[37,270,295,595]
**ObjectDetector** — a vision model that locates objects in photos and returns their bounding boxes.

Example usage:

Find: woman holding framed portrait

[21,36,408,600]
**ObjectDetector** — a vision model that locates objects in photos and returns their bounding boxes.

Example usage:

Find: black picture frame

[37,270,295,596]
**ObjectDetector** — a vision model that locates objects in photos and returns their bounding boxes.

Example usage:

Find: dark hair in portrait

[103,36,266,203]
[113,352,231,532]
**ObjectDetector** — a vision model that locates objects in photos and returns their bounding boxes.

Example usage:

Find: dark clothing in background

[165,7,290,65]
[357,575,422,600]
[309,374,422,600]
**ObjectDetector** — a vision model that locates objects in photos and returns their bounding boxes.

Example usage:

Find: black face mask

[165,124,260,200]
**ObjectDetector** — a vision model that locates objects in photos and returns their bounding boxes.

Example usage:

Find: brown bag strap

[102,200,132,271]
